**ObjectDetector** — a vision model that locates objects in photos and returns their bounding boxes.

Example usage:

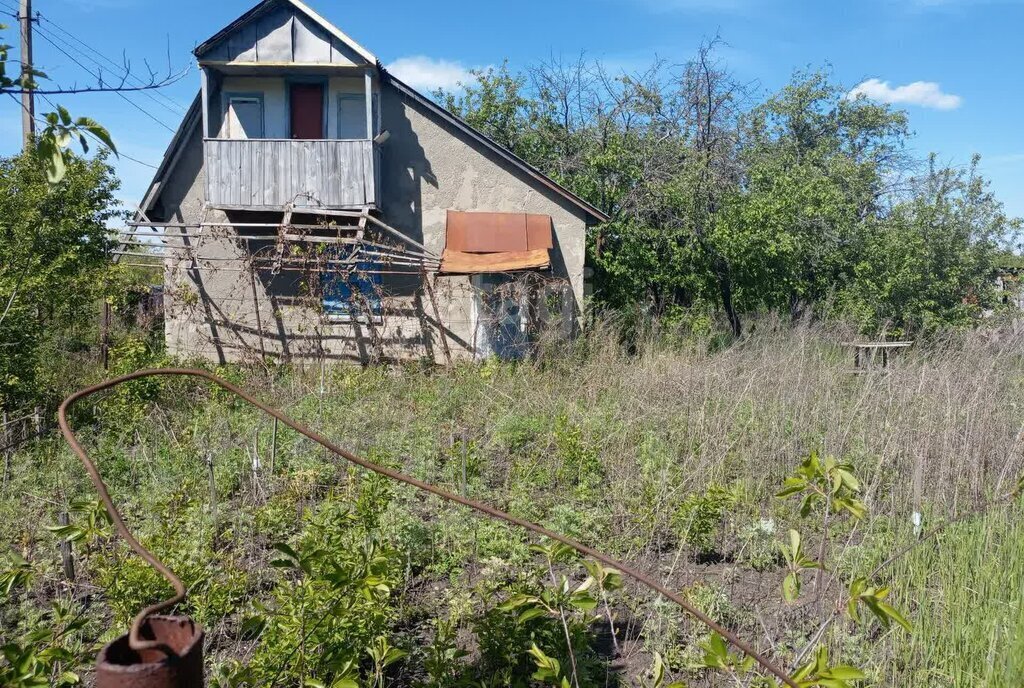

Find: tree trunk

[714,258,741,337]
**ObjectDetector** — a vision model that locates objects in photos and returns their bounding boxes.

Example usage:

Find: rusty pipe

[59,368,799,688]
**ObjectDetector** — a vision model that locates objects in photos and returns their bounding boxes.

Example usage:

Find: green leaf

[776,478,806,498]
[517,607,548,623]
[783,571,801,603]
[271,542,299,560]
[876,601,913,632]
[788,529,802,557]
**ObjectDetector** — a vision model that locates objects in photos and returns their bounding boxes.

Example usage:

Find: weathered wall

[199,2,366,67]
[214,75,377,140]
[153,75,589,365]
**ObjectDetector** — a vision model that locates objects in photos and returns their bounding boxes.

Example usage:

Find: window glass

[323,247,382,318]
[337,93,379,139]
[226,96,263,139]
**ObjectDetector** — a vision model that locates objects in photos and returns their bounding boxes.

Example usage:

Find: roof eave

[137,91,202,220]
[193,0,376,65]
[380,66,609,224]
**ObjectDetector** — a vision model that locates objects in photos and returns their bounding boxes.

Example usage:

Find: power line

[36,92,158,169]
[34,11,187,116]
[32,24,177,133]
[9,91,159,170]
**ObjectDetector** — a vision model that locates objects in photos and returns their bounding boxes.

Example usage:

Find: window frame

[221,92,265,139]
[336,92,380,140]
[322,247,384,323]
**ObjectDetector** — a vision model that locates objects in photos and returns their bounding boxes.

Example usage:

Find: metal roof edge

[380,66,610,224]
[137,92,202,220]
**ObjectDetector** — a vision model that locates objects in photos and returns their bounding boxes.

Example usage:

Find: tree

[837,156,1018,334]
[712,70,911,320]
[1,23,117,182]
[437,52,1020,338]
[0,149,124,409]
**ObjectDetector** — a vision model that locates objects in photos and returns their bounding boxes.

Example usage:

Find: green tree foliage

[1,26,116,183]
[837,155,1014,333]
[0,149,124,409]
[439,52,1020,337]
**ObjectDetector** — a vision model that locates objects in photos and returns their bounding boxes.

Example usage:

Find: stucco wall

[153,75,590,365]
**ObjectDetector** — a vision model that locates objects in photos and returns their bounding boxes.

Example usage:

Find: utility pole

[19,0,34,148]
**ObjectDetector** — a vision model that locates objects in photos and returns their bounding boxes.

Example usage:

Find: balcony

[204,138,379,209]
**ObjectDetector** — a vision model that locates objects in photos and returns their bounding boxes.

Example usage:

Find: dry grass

[5,317,1024,685]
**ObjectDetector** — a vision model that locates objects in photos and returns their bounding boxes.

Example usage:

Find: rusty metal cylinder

[96,616,204,688]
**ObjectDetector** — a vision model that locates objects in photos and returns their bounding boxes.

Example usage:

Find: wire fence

[1,406,46,489]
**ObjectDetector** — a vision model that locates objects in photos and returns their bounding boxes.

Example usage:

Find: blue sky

[1,0,1021,217]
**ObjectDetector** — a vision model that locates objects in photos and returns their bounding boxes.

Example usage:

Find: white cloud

[847,78,962,110]
[385,56,477,92]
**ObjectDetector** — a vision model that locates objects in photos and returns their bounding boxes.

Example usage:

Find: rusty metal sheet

[446,211,553,253]
[526,214,553,250]
[438,248,550,274]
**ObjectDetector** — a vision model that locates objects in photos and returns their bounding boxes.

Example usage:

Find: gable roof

[142,2,608,224]
[381,68,608,223]
[194,0,376,65]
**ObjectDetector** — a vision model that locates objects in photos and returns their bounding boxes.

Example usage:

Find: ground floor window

[322,249,382,321]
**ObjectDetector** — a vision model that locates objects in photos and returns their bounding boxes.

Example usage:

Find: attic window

[439,211,554,275]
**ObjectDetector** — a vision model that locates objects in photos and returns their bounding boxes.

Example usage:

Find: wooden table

[843,341,914,370]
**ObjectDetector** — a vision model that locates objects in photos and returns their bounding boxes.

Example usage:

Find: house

[135,0,607,365]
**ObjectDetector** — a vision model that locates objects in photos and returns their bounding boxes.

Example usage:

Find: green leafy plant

[779,529,820,603]
[640,652,686,688]
[776,452,866,520]
[0,601,91,688]
[527,643,571,688]
[846,578,912,632]
[697,632,756,683]
[790,646,866,688]
[366,635,407,688]
[0,553,32,597]
[45,498,112,546]
[672,483,740,554]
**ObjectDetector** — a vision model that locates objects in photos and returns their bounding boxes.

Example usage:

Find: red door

[290,84,324,139]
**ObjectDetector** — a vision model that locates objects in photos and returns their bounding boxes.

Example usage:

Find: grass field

[2,321,1023,686]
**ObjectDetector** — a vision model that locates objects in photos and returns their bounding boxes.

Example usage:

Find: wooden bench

[843,341,914,371]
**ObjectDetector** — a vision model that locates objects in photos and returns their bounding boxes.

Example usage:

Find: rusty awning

[439,248,550,274]
[439,211,553,274]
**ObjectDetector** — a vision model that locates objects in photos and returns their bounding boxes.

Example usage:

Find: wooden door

[290,83,323,139]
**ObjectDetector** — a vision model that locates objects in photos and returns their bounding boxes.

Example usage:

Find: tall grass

[3,318,1024,685]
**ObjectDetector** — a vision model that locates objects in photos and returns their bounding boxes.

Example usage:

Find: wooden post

[19,0,34,148]
[270,417,278,474]
[206,454,217,527]
[101,301,111,371]
[32,406,42,436]
[58,511,75,583]
[249,267,268,364]
[423,271,452,365]
[2,411,10,492]
[364,69,374,140]
[460,430,468,497]
[252,427,261,472]
[200,67,210,138]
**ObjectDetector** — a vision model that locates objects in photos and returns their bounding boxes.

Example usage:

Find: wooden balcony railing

[204,138,378,209]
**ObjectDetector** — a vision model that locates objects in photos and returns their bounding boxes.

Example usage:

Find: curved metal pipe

[58,368,797,687]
